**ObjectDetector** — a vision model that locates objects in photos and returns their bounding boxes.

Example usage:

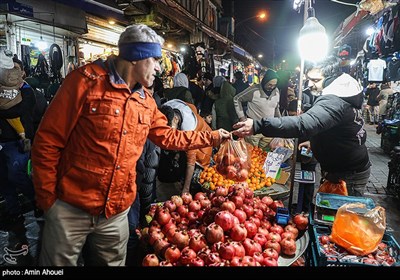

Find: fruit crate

[312,193,375,226]
[310,225,400,267]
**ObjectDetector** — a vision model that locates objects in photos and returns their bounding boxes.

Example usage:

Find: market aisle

[362,123,400,242]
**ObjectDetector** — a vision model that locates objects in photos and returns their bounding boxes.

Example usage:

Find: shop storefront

[78,16,123,66]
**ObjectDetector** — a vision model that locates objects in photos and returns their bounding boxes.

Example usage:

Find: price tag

[263,152,284,179]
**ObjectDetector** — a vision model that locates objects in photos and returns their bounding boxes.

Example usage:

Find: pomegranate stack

[140,184,308,266]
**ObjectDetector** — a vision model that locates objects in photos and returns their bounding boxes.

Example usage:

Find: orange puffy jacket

[31,58,220,218]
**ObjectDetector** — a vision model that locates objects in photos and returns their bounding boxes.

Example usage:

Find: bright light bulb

[298,33,328,62]
[298,17,329,62]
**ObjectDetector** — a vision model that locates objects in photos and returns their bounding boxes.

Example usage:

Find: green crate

[311,225,400,267]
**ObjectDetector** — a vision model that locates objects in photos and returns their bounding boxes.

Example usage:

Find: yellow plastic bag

[331,203,386,256]
[317,179,348,196]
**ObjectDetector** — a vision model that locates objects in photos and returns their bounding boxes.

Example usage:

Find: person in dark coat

[0,55,37,227]
[365,82,380,124]
[233,56,371,197]
[232,71,249,95]
[163,73,194,105]
[126,84,161,266]
[200,72,214,114]
[212,80,238,131]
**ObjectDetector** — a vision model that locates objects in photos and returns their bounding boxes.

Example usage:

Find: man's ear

[172,115,180,129]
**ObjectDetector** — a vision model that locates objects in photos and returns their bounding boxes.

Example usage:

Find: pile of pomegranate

[317,235,397,266]
[140,184,309,266]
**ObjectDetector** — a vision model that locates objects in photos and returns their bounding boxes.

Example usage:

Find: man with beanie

[31,24,230,266]
[0,49,37,228]
[233,69,280,150]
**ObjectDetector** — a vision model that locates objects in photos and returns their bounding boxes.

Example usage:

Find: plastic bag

[317,179,348,196]
[331,203,386,256]
[214,138,250,182]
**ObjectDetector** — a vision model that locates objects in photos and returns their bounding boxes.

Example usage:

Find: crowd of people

[0,23,378,267]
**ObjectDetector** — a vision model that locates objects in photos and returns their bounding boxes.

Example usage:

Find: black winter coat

[254,74,370,173]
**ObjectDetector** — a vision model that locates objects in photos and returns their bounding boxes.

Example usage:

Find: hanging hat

[0,49,15,69]
[162,99,197,131]
[0,67,23,89]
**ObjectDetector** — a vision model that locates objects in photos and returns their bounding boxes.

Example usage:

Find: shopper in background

[160,99,214,196]
[200,72,214,114]
[233,56,371,197]
[212,80,238,132]
[0,50,37,228]
[377,82,394,121]
[126,82,161,266]
[232,71,250,115]
[31,24,230,266]
[163,72,194,104]
[200,110,212,128]
[13,56,48,136]
[232,71,249,95]
[233,69,281,150]
[365,82,380,125]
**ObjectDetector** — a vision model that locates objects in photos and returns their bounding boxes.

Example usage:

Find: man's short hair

[118,24,164,46]
[305,55,341,78]
[159,105,182,129]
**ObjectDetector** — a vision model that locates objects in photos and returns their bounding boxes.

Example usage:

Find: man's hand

[298,141,311,153]
[218,128,231,139]
[239,116,247,122]
[232,118,254,138]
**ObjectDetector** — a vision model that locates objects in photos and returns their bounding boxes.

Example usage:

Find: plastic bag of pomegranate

[331,203,386,256]
[317,179,348,196]
[214,138,250,182]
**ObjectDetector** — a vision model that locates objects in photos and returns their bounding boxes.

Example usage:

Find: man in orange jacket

[31,24,230,266]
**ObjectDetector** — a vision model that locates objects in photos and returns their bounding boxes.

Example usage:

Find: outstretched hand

[232,118,254,138]
[218,128,231,139]
[215,128,231,146]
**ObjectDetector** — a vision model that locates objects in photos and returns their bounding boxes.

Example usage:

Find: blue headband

[119,42,162,61]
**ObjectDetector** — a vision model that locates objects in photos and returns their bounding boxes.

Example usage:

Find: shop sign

[21,37,32,46]
[8,2,34,18]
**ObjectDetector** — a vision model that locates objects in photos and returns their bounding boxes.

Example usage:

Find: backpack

[157,149,187,183]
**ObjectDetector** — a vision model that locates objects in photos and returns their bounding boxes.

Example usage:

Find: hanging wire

[330,0,358,7]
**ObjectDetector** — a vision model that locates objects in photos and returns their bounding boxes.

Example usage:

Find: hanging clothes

[368,58,387,82]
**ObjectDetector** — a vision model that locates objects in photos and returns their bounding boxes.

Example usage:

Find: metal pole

[288,0,309,215]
